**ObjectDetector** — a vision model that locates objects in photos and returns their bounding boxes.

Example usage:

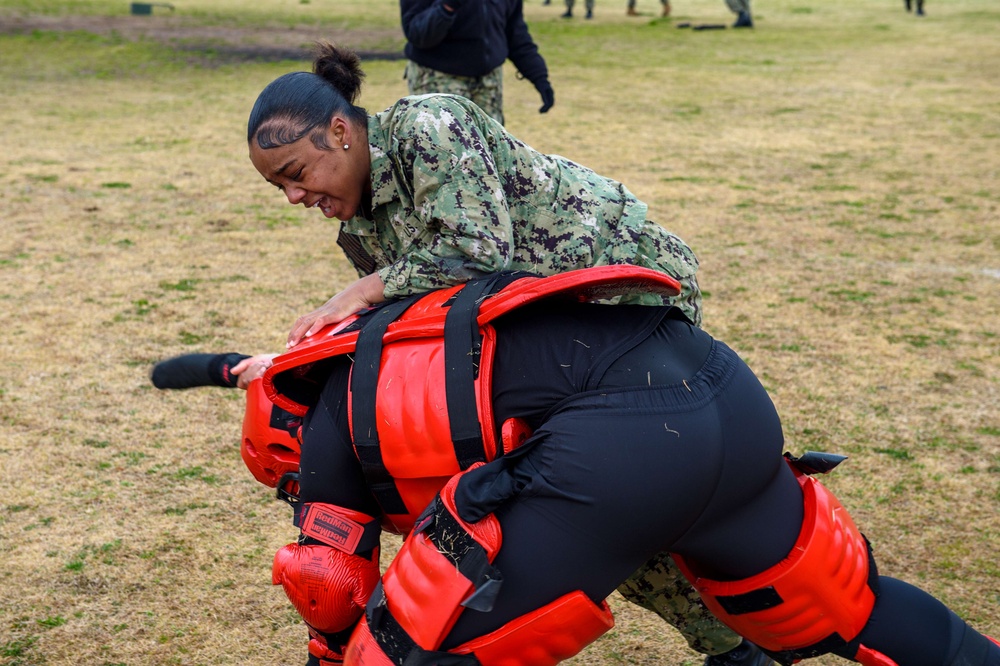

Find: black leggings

[447,342,999,665]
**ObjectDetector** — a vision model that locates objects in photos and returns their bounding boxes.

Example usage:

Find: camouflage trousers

[725,0,751,14]
[405,61,505,126]
[617,552,743,656]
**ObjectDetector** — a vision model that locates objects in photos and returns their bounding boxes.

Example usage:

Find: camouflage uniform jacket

[339,94,702,325]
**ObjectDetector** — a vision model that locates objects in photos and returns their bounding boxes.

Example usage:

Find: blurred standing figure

[562,0,595,18]
[627,0,672,16]
[400,0,555,125]
[728,0,753,27]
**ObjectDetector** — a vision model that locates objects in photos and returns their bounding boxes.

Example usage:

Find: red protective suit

[263,267,680,534]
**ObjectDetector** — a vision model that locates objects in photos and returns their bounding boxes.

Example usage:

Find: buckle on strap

[276,472,300,506]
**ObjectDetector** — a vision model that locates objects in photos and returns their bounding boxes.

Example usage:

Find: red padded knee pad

[273,542,380,635]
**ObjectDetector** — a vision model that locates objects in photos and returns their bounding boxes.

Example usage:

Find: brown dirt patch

[0,13,405,62]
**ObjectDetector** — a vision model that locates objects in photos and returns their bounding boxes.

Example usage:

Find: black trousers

[446,341,998,665]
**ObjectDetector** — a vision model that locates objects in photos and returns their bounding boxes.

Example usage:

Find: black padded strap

[293,502,382,555]
[443,272,532,465]
[443,277,497,467]
[421,496,503,610]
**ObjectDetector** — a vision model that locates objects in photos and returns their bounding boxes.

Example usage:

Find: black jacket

[400,0,549,86]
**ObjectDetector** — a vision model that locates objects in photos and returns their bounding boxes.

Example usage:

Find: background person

[728,0,753,27]
[400,0,555,125]
[561,0,595,19]
[627,0,672,17]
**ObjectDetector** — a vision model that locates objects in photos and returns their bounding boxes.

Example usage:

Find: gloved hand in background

[536,79,555,113]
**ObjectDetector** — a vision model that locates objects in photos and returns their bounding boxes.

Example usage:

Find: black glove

[150,352,249,389]
[536,80,555,113]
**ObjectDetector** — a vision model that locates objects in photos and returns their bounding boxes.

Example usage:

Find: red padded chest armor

[264,266,680,534]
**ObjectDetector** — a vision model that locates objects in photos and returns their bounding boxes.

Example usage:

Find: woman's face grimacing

[249,116,369,221]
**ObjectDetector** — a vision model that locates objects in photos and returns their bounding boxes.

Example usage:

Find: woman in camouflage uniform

[247,43,769,665]
[248,44,701,345]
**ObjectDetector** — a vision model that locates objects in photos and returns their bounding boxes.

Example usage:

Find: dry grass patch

[1,0,998,663]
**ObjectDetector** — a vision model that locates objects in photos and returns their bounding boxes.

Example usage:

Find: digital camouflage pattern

[405,61,505,125]
[617,553,743,655]
[340,93,703,326]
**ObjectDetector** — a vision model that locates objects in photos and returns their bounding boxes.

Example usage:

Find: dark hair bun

[312,42,366,105]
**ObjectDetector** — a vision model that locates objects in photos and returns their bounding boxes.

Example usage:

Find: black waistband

[597,312,713,390]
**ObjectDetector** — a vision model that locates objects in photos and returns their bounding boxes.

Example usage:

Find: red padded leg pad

[453,590,614,666]
[380,467,502,650]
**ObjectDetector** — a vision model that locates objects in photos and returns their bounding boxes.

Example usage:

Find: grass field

[0,0,998,664]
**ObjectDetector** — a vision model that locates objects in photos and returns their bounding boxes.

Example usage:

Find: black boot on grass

[704,640,776,666]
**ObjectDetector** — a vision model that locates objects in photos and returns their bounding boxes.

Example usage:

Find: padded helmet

[241,379,302,490]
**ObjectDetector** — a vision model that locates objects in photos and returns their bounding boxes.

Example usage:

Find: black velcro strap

[443,272,530,466]
[366,582,482,666]
[783,450,848,475]
[443,277,496,467]
[269,404,302,437]
[716,586,784,616]
[427,497,502,596]
[351,296,423,516]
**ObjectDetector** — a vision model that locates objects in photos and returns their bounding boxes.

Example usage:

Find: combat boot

[704,639,776,666]
[586,8,593,18]
[733,10,753,27]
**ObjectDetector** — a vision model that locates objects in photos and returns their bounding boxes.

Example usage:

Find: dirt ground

[0,13,405,62]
